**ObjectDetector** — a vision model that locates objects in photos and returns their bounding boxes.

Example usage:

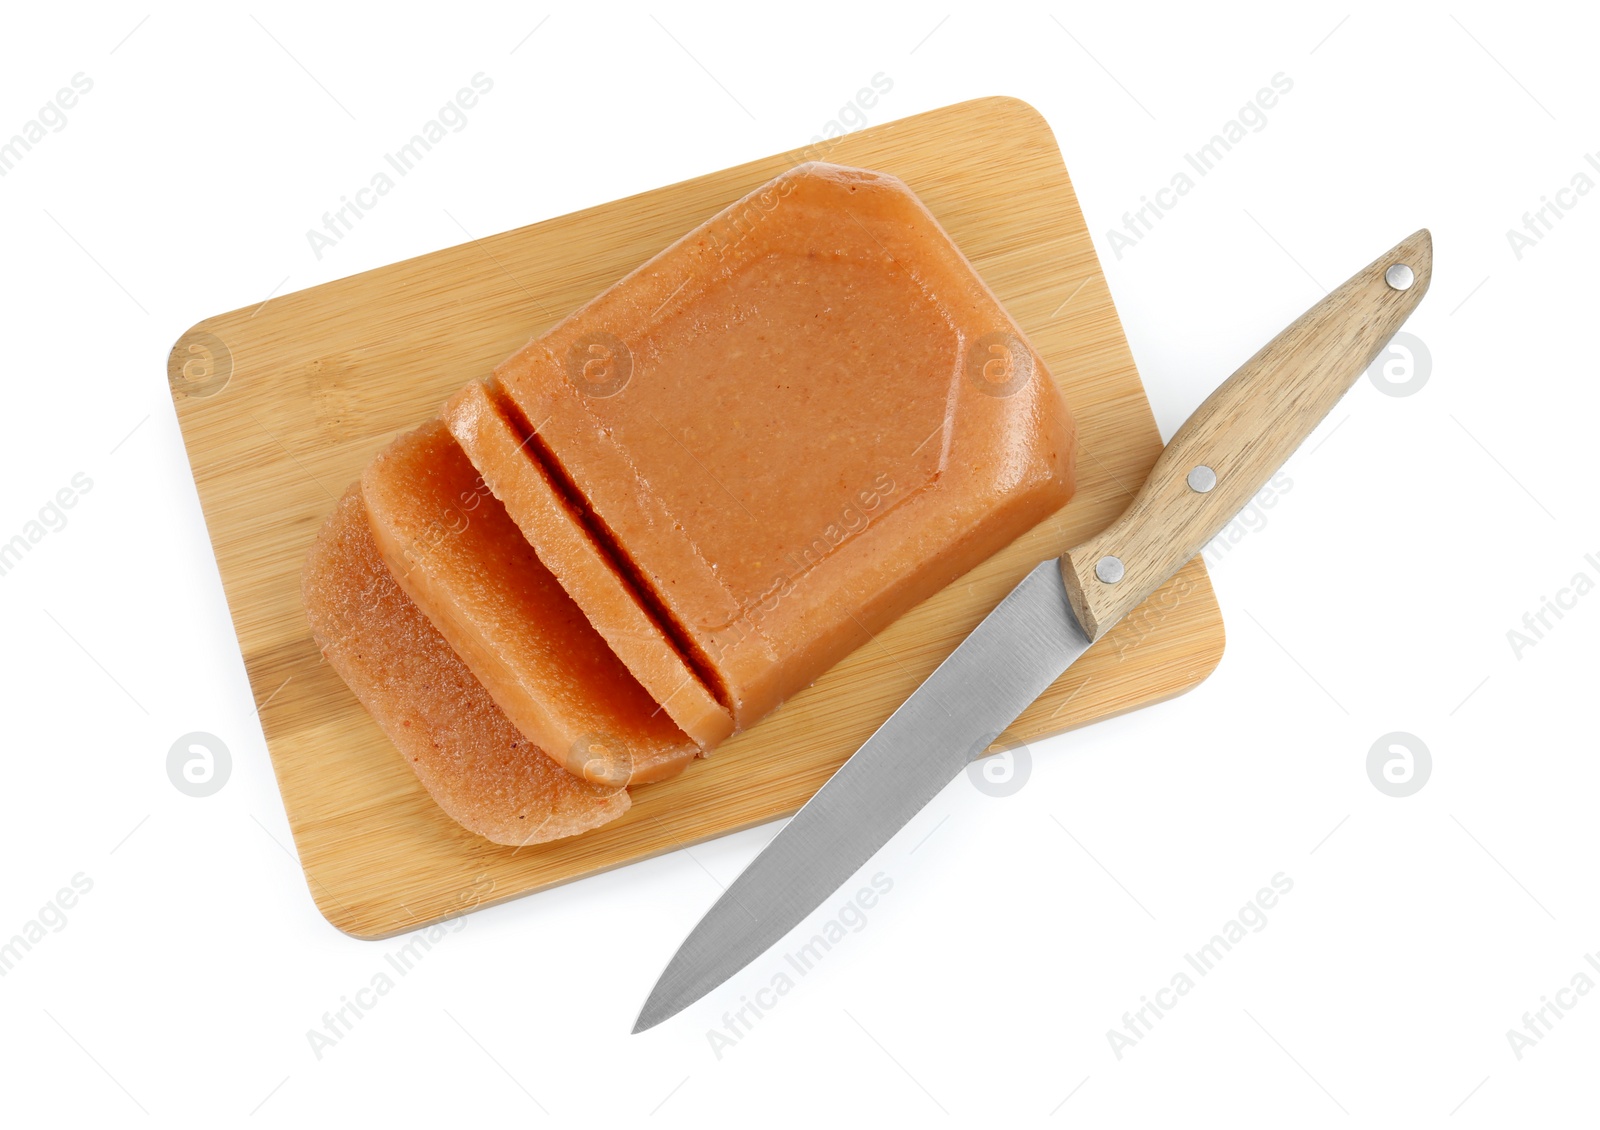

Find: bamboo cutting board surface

[169,96,1225,939]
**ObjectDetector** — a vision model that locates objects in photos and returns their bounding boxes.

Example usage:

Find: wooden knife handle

[1060,228,1433,640]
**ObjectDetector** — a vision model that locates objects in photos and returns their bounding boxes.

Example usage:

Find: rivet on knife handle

[1060,228,1433,640]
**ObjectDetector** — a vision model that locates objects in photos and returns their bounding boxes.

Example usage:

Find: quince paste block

[361,421,699,787]
[302,487,629,846]
[495,162,1078,729]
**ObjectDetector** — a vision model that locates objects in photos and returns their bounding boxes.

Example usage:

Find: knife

[634,228,1433,1033]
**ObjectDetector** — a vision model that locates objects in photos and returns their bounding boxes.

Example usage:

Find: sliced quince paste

[360,421,699,787]
[443,379,735,751]
[301,487,630,846]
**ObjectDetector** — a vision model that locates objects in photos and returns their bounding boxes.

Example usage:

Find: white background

[1,1,1595,1126]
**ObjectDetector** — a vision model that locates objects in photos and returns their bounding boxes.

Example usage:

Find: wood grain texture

[168,96,1226,939]
[1061,229,1432,639]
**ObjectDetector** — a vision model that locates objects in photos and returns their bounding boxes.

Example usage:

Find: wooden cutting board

[169,96,1225,939]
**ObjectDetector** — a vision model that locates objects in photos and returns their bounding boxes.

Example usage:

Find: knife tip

[632,985,682,1034]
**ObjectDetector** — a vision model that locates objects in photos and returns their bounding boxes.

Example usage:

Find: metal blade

[633,558,1091,1032]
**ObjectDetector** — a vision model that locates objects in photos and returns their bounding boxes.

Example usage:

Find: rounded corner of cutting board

[165,314,237,413]
[894,94,1052,136]
[1153,556,1229,703]
[301,871,387,940]
[962,94,1054,134]
[1190,570,1227,688]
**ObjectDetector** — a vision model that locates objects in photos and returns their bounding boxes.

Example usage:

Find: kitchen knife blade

[635,228,1433,1033]
[635,558,1088,1033]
